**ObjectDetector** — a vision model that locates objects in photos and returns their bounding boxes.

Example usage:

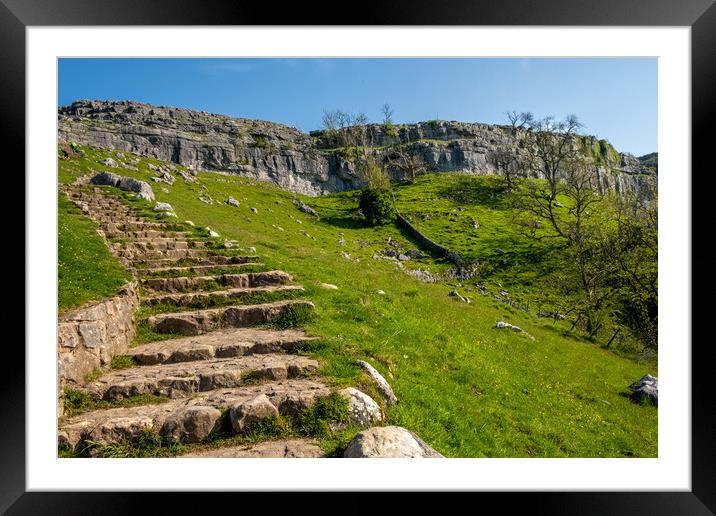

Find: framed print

[4,0,714,512]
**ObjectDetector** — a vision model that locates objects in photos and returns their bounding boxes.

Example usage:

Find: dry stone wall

[58,282,140,386]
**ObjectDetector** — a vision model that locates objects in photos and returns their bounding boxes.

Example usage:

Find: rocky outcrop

[59,100,656,197]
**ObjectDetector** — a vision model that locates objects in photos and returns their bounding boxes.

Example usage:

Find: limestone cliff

[58,100,656,197]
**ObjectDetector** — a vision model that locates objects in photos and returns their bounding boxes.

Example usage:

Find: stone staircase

[57,184,386,458]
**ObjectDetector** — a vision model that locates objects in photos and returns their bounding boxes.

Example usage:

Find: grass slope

[58,191,130,312]
[57,146,657,457]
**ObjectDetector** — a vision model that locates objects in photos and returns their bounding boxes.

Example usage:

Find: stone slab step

[108,230,190,240]
[147,300,315,336]
[141,285,305,307]
[118,248,208,260]
[132,262,266,277]
[128,239,206,250]
[103,221,165,232]
[83,354,320,401]
[128,328,318,365]
[59,379,331,450]
[180,439,324,458]
[141,271,293,293]
[131,254,261,268]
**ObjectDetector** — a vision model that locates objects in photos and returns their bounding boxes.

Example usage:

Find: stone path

[58,184,360,457]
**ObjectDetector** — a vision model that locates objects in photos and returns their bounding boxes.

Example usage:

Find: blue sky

[58,58,657,156]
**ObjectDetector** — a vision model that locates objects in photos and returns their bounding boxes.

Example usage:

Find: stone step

[147,300,315,336]
[96,216,149,224]
[128,328,318,365]
[131,254,261,269]
[103,221,165,232]
[141,271,293,293]
[141,285,304,307]
[132,262,266,277]
[128,238,206,250]
[83,354,320,401]
[179,439,324,458]
[108,230,190,240]
[59,379,331,450]
[116,240,206,253]
[118,248,209,260]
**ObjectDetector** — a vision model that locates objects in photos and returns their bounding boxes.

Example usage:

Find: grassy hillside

[58,191,130,312]
[57,145,657,457]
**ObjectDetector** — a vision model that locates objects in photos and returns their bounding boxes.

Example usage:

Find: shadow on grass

[436,175,511,208]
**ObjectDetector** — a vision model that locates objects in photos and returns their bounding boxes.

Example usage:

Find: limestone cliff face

[58,100,656,197]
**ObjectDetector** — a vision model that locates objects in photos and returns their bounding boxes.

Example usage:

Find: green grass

[58,192,130,312]
[58,145,658,457]
[62,388,170,418]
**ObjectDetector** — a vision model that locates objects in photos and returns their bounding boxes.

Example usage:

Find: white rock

[356,360,397,405]
[318,283,338,290]
[154,202,174,212]
[339,388,382,428]
[343,426,443,458]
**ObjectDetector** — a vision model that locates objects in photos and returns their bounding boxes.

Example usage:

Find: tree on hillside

[385,144,427,183]
[601,184,658,350]
[506,110,534,129]
[488,149,522,192]
[321,109,369,152]
[381,103,399,140]
[511,113,617,337]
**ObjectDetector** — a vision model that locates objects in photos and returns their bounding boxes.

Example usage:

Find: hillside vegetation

[57,145,657,457]
[58,189,130,312]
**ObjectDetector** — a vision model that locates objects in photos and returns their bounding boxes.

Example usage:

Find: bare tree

[488,150,522,192]
[386,145,427,183]
[381,103,394,125]
[505,110,534,129]
[322,109,370,155]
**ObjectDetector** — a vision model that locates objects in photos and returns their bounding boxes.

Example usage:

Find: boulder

[405,249,425,259]
[339,388,382,428]
[100,157,118,167]
[356,360,397,405]
[298,202,319,218]
[343,426,443,458]
[250,207,258,213]
[628,374,658,406]
[161,171,176,185]
[160,406,222,444]
[229,394,279,433]
[154,202,174,212]
[318,283,339,290]
[227,197,240,207]
[90,172,155,201]
[495,321,535,340]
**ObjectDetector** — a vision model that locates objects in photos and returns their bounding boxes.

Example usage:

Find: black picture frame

[4,0,713,513]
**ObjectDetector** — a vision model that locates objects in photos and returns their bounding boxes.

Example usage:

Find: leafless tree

[505,110,534,129]
[381,103,394,125]
[386,145,427,183]
[488,150,523,192]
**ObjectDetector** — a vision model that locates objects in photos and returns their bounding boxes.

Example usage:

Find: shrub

[359,187,397,226]
[252,136,269,150]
